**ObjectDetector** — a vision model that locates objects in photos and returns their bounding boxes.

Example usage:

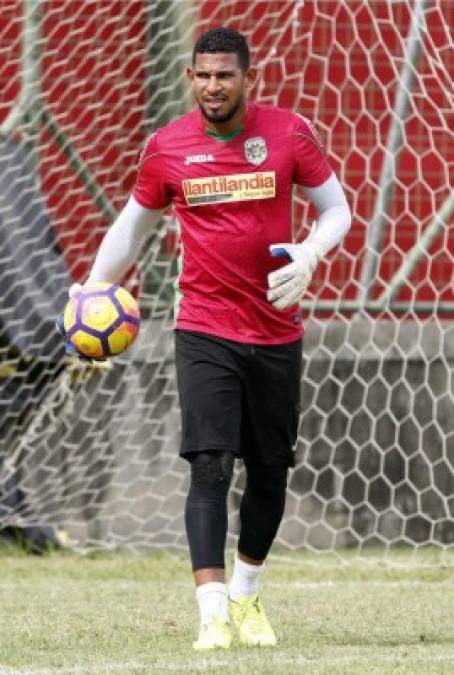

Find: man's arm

[57,196,163,359]
[86,195,164,284]
[302,173,351,253]
[267,174,351,309]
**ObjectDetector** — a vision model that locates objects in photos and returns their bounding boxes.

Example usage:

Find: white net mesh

[0,0,453,556]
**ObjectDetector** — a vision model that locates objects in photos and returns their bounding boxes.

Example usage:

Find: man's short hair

[193,27,250,72]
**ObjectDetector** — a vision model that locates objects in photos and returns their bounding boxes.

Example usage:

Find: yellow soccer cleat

[229,595,277,647]
[193,616,233,651]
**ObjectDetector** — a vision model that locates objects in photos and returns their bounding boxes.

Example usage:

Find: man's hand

[267,239,326,310]
[56,313,92,361]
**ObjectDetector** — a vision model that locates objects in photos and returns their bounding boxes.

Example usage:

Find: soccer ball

[63,282,140,359]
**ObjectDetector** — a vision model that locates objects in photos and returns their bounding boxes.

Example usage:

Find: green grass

[1,548,454,674]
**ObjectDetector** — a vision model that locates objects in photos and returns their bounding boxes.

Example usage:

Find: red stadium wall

[198,1,454,311]
[39,1,147,281]
[0,1,452,309]
[0,1,147,282]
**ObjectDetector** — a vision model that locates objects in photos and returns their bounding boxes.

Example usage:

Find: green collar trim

[205,125,244,142]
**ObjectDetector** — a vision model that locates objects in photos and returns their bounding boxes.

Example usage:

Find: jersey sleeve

[133,132,172,210]
[292,115,332,188]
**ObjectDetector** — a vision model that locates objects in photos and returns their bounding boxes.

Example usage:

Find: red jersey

[133,102,332,345]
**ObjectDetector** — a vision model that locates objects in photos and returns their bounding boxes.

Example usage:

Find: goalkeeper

[61,27,351,649]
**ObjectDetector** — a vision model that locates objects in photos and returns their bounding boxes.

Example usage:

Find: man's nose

[206,76,221,93]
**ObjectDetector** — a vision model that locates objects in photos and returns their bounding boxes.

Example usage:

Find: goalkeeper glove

[267,238,327,310]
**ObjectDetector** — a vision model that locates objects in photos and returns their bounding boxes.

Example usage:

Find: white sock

[196,582,229,624]
[228,555,264,601]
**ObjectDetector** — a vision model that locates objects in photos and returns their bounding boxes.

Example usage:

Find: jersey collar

[197,102,258,141]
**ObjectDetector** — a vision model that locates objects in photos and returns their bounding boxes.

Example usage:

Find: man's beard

[199,97,242,125]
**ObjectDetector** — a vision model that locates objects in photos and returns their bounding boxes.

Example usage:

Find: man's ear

[244,67,258,91]
[186,66,195,82]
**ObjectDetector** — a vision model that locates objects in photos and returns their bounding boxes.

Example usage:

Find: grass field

[1,547,454,674]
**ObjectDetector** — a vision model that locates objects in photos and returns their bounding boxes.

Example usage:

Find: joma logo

[184,154,215,165]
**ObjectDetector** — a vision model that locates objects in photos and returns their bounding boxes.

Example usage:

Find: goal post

[0,0,453,557]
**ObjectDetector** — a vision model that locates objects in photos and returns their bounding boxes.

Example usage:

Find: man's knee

[189,451,235,491]
[246,461,289,497]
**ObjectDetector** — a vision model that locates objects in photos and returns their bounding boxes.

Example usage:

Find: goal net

[0,0,453,557]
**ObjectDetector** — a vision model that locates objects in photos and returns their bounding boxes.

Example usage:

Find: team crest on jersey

[244,137,267,165]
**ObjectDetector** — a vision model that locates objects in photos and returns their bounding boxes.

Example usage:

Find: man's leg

[228,338,301,645]
[175,331,247,647]
[185,450,235,649]
[237,461,288,563]
[228,461,289,646]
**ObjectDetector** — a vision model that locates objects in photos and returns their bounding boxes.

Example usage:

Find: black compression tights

[185,451,234,571]
[185,451,289,570]
[238,464,289,562]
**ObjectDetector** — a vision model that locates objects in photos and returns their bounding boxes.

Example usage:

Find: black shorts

[175,330,302,468]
